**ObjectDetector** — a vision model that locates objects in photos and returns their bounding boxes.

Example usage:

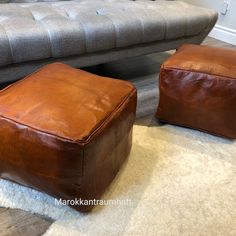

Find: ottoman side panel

[156,68,236,138]
[0,117,84,200]
[78,89,137,211]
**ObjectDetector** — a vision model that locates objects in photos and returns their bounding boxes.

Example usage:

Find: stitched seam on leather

[0,115,77,144]
[0,81,136,145]
[82,146,85,178]
[157,118,234,140]
[157,65,166,115]
[4,163,74,180]
[162,67,236,81]
[75,87,137,145]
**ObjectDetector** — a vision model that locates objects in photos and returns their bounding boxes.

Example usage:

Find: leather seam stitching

[76,88,137,145]
[0,85,136,145]
[162,67,236,81]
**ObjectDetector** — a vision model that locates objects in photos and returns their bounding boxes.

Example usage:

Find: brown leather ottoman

[0,63,137,212]
[156,44,236,139]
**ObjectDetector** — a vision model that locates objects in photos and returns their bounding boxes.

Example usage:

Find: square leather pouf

[0,63,137,212]
[156,44,236,139]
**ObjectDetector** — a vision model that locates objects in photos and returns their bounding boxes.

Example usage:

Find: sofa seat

[0,0,217,66]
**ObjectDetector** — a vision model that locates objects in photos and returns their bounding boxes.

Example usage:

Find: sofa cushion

[0,0,217,67]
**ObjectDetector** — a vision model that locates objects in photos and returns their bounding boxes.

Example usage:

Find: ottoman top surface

[163,44,236,79]
[0,63,136,143]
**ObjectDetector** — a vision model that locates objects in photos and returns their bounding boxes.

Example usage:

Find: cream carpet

[0,122,236,235]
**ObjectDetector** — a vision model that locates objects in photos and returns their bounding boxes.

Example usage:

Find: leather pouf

[156,44,236,139]
[0,63,137,212]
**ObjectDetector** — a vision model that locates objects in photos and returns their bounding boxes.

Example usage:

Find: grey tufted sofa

[0,0,217,83]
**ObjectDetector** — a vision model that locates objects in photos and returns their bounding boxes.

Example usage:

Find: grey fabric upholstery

[1,0,70,3]
[0,0,217,82]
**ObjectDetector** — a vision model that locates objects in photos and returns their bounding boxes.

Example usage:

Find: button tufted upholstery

[0,0,217,82]
[0,0,217,65]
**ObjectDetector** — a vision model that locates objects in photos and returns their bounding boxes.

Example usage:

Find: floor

[0,37,235,236]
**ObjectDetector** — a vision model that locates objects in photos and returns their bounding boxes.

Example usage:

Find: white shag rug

[0,123,236,235]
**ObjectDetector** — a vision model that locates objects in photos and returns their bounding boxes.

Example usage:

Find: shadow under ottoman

[0,63,137,212]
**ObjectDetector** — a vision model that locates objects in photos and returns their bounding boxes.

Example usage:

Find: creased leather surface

[156,44,236,139]
[0,63,137,211]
